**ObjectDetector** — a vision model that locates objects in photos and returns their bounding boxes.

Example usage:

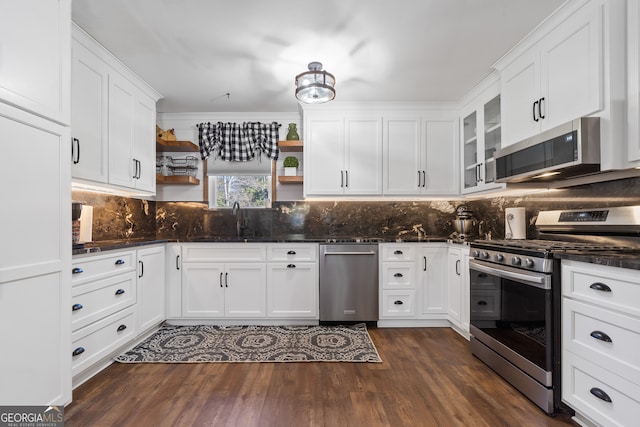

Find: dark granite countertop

[555,251,640,270]
[72,239,169,256]
[73,236,450,255]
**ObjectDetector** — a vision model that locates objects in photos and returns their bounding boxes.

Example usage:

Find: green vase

[286,123,300,140]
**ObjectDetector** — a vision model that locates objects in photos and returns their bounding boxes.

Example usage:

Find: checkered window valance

[197,122,280,162]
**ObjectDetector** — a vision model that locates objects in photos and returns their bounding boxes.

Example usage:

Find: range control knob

[471,250,480,258]
[481,251,490,259]
[495,254,504,262]
[524,258,535,268]
[511,256,522,266]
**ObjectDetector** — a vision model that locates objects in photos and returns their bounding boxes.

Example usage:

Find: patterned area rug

[115,323,382,363]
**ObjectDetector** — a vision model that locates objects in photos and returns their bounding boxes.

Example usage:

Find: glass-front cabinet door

[460,82,505,195]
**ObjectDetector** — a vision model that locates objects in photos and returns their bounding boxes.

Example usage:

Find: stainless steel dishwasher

[319,243,379,322]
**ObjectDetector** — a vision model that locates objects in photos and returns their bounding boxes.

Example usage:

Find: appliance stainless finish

[319,242,379,322]
[494,117,600,183]
[469,206,640,415]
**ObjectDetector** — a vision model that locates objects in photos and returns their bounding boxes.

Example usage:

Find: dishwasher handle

[323,251,377,256]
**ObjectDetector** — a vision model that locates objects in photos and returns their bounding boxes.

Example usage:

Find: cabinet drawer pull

[72,267,84,274]
[477,300,488,306]
[589,282,612,292]
[72,303,83,311]
[219,272,223,287]
[115,289,125,296]
[393,300,404,305]
[115,259,125,266]
[589,387,612,403]
[394,250,403,255]
[423,256,427,271]
[533,100,539,122]
[176,255,180,270]
[393,273,403,278]
[139,260,144,278]
[538,97,545,119]
[117,324,127,332]
[590,330,612,343]
[72,347,85,357]
[225,272,229,287]
[287,264,296,268]
[287,250,296,255]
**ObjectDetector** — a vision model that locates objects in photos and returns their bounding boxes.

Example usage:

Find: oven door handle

[469,259,551,290]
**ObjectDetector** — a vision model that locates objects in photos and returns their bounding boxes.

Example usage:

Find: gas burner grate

[473,239,639,253]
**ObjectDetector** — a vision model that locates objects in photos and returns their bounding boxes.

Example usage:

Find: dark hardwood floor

[65,327,576,427]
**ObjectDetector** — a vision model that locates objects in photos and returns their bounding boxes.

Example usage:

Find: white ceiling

[72,0,566,113]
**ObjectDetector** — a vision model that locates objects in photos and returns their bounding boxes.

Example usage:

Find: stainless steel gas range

[468,205,640,415]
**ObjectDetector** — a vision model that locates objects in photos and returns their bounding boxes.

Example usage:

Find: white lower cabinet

[266,262,318,318]
[562,260,640,427]
[181,262,266,318]
[447,245,470,337]
[71,245,166,387]
[175,243,319,321]
[137,245,165,334]
[378,243,450,326]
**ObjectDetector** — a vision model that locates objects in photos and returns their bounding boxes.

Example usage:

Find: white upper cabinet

[628,0,640,164]
[498,0,603,147]
[71,25,162,194]
[108,73,157,192]
[0,0,71,125]
[383,112,459,196]
[304,111,383,196]
[71,39,109,183]
[459,76,505,195]
[303,104,458,198]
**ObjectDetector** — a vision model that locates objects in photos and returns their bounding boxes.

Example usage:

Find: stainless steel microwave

[494,117,600,183]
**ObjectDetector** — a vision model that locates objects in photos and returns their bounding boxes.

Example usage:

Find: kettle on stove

[453,205,477,240]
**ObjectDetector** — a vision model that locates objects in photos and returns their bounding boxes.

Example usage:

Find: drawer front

[71,272,137,331]
[181,243,266,262]
[72,251,135,285]
[267,244,318,261]
[563,352,640,427]
[563,298,640,385]
[562,261,640,317]
[470,290,501,319]
[380,290,416,317]
[381,262,416,289]
[71,306,137,376]
[381,244,415,262]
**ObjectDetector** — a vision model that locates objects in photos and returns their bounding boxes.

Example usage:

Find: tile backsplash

[73,175,640,242]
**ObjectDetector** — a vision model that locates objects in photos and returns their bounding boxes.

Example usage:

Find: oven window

[470,272,551,371]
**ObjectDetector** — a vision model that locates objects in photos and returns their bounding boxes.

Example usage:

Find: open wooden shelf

[278,176,303,184]
[278,140,303,152]
[156,174,200,185]
[156,137,199,152]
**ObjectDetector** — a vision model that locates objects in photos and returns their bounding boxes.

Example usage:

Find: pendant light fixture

[295,61,336,104]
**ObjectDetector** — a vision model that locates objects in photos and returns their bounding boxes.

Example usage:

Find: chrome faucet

[231,201,241,238]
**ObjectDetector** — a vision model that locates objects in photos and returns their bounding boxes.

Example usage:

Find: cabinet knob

[589,387,612,403]
[589,282,612,293]
[72,347,85,357]
[393,273,403,278]
[117,324,127,332]
[115,289,125,296]
[115,259,125,265]
[287,250,296,255]
[72,267,84,274]
[590,330,612,343]
[72,303,83,311]
[393,300,404,305]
